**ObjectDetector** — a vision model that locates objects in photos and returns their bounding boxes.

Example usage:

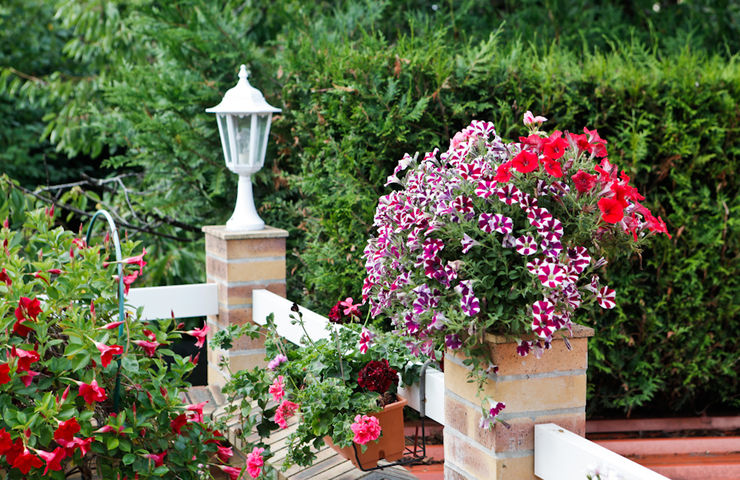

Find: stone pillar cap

[202,224,289,240]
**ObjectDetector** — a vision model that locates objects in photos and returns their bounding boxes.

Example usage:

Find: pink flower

[79,379,107,404]
[144,450,167,467]
[523,111,547,126]
[121,248,147,274]
[113,271,140,295]
[187,323,209,349]
[94,342,123,368]
[99,320,124,330]
[217,445,233,463]
[274,400,299,429]
[339,297,360,317]
[269,376,286,402]
[35,447,66,474]
[220,465,244,480]
[267,354,287,371]
[350,415,382,445]
[186,401,208,423]
[246,447,265,478]
[133,339,160,357]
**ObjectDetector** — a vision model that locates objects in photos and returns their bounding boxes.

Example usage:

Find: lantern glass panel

[234,114,254,166]
[255,114,270,168]
[217,115,232,165]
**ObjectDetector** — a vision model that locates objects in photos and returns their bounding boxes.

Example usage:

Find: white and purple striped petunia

[526,257,545,275]
[531,317,557,339]
[474,179,497,199]
[596,286,616,309]
[496,184,522,206]
[515,235,538,256]
[461,233,479,254]
[491,214,513,235]
[527,207,553,229]
[478,213,495,234]
[461,293,481,316]
[538,263,565,288]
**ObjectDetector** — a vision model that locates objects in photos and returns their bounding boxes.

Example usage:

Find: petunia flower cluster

[363,116,669,422]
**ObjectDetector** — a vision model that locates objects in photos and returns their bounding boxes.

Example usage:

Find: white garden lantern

[206,65,281,231]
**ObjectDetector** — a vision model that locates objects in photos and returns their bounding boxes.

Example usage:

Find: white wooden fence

[129,283,669,480]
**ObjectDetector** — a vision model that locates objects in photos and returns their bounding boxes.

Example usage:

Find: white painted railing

[535,423,670,480]
[128,283,218,320]
[252,289,446,425]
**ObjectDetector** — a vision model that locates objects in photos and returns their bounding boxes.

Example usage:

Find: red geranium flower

[598,197,624,224]
[79,380,107,404]
[357,359,398,394]
[512,150,539,174]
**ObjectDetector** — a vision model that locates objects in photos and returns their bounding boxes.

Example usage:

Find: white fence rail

[252,289,446,425]
[535,423,670,480]
[128,283,218,320]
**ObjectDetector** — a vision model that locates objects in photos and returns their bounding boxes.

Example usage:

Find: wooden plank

[534,423,670,480]
[587,415,740,434]
[128,283,218,320]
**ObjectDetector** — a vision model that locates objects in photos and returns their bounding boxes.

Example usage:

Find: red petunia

[79,380,107,404]
[571,170,598,193]
[598,197,624,224]
[512,150,539,174]
[94,342,124,368]
[543,132,568,160]
[493,161,513,183]
[541,157,563,178]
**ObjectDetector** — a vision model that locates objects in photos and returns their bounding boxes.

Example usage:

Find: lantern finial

[238,64,249,83]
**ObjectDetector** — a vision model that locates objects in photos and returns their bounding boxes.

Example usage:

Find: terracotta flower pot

[325,395,408,469]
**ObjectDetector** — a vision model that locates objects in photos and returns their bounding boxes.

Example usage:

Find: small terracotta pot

[325,395,407,469]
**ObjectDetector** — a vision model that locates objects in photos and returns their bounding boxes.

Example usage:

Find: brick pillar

[443,325,594,480]
[203,225,288,388]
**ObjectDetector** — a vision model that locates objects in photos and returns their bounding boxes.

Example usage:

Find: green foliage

[2,0,738,416]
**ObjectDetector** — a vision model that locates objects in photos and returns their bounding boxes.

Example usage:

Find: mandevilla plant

[363,115,669,425]
[0,203,238,479]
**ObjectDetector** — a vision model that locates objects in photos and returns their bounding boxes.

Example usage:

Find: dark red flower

[11,346,40,372]
[0,363,10,384]
[512,150,539,174]
[598,197,624,224]
[0,428,12,455]
[20,370,39,387]
[571,170,598,193]
[357,359,398,394]
[0,267,11,286]
[328,303,343,323]
[144,450,167,467]
[13,297,42,336]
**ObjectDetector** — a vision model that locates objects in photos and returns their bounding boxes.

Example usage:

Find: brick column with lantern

[203,225,288,388]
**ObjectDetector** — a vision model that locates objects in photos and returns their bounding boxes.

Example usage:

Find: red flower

[55,418,81,443]
[100,320,124,330]
[11,346,40,372]
[583,127,608,157]
[357,359,398,394]
[68,437,93,456]
[95,342,123,368]
[567,132,591,152]
[35,447,67,474]
[493,161,513,183]
[170,414,188,434]
[20,370,40,387]
[186,401,208,423]
[571,170,597,193]
[186,324,209,349]
[133,339,160,357]
[220,465,244,480]
[79,380,107,404]
[13,297,42,336]
[543,132,568,160]
[0,428,12,454]
[541,157,563,178]
[144,450,167,467]
[216,445,233,463]
[120,248,147,274]
[328,303,343,323]
[0,363,10,384]
[0,267,11,286]
[113,271,140,295]
[11,447,43,474]
[598,197,624,224]
[519,134,546,150]
[512,150,539,174]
